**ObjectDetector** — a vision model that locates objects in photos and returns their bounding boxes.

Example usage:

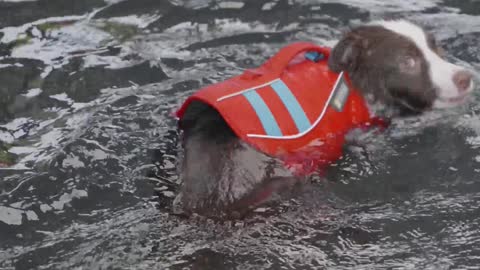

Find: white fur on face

[372,20,474,108]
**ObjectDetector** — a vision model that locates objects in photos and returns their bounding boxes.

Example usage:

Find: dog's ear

[328,34,361,73]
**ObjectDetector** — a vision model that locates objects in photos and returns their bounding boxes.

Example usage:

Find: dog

[172,20,475,219]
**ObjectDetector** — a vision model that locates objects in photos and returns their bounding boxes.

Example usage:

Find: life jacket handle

[241,42,331,80]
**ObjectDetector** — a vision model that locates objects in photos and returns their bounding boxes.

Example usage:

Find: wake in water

[0,0,479,269]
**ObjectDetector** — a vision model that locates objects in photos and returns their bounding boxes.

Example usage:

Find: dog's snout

[453,70,473,93]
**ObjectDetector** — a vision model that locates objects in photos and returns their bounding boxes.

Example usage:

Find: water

[0,0,479,269]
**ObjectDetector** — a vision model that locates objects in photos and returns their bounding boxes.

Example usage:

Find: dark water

[0,0,479,269]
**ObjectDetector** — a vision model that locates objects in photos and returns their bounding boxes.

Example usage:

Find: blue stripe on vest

[243,91,283,136]
[270,80,311,133]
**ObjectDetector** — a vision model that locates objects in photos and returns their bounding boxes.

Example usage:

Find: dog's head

[328,20,475,115]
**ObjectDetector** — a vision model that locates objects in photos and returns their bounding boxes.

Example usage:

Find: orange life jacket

[176,42,385,176]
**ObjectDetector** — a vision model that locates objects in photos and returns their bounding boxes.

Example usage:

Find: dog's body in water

[173,20,475,219]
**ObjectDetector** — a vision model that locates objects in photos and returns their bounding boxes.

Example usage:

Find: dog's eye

[406,57,416,68]
[399,56,420,74]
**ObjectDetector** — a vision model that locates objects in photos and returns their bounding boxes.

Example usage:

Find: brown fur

[328,26,441,114]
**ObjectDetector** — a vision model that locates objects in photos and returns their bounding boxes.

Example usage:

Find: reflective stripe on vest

[216,72,346,139]
[241,79,311,137]
[243,90,283,136]
[270,80,311,133]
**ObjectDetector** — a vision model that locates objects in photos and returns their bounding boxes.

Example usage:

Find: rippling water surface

[0,0,480,269]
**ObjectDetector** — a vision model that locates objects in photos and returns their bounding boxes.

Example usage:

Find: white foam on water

[0,207,24,225]
[21,88,42,98]
[1,15,85,44]
[300,0,441,12]
[26,210,38,221]
[8,19,113,67]
[1,117,30,130]
[162,191,175,198]
[40,204,52,213]
[49,93,74,104]
[1,205,158,268]
[80,138,113,153]
[8,146,37,155]
[216,1,244,9]
[90,149,109,161]
[0,63,24,68]
[51,189,88,211]
[40,66,53,78]
[177,0,211,9]
[262,2,277,10]
[0,206,38,225]
[38,128,64,148]
[106,14,162,29]
[9,201,23,208]
[411,13,480,39]
[164,18,297,37]
[5,85,142,170]
[0,131,14,144]
[103,0,126,4]
[82,54,137,69]
[62,155,85,168]
[8,127,66,169]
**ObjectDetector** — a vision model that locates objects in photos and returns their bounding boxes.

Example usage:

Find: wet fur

[328,26,437,115]
[174,20,474,219]
[175,101,296,219]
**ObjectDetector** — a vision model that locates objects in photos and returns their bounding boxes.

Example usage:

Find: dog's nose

[453,70,473,93]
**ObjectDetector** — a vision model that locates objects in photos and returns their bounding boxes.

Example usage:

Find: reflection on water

[0,0,480,269]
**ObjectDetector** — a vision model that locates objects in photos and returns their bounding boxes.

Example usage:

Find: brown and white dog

[330,20,474,114]
[173,20,475,219]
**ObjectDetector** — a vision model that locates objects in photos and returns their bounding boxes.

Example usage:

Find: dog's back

[174,101,296,219]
